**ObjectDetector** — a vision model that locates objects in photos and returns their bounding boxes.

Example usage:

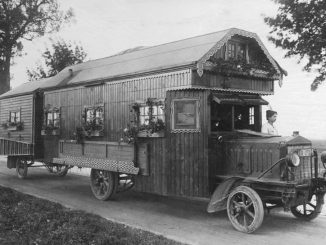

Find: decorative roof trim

[166,85,274,95]
[196,28,282,78]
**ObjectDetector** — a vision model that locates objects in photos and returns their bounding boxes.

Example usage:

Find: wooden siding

[193,71,274,93]
[163,90,210,197]
[43,69,213,198]
[0,94,34,144]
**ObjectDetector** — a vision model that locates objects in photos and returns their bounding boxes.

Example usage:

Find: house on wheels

[1,28,326,233]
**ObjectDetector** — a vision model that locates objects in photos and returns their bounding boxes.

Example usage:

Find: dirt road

[0,162,326,245]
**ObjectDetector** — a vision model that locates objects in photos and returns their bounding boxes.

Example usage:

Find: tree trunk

[0,53,11,95]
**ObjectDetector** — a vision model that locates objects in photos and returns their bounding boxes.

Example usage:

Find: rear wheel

[290,194,324,221]
[227,186,264,233]
[90,169,118,201]
[16,158,28,179]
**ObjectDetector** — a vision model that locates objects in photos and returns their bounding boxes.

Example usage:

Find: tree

[27,40,87,81]
[0,0,73,94]
[264,0,326,90]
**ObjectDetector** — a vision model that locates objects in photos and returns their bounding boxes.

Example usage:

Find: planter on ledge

[137,130,165,138]
[41,129,60,136]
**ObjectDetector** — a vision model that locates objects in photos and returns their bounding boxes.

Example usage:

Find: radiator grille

[287,145,314,181]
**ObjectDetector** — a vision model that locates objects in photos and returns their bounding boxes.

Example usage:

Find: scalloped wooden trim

[197,28,282,78]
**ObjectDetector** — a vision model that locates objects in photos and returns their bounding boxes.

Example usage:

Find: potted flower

[1,120,24,131]
[41,123,60,136]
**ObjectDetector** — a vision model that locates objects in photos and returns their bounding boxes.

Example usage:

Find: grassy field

[0,186,184,245]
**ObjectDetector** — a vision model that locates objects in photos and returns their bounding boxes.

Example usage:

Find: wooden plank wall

[0,94,34,143]
[164,90,210,197]
[193,72,274,93]
[43,69,212,197]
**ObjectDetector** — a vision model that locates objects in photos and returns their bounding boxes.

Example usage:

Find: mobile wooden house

[1,28,326,233]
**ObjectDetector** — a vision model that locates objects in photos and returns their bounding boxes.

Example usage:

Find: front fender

[207,177,244,213]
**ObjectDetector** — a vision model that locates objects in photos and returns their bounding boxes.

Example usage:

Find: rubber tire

[290,194,324,221]
[227,186,264,233]
[90,169,118,201]
[16,158,28,179]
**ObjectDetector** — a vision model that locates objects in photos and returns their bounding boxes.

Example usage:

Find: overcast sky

[10,0,326,139]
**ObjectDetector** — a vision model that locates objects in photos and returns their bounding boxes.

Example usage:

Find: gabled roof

[0,28,284,99]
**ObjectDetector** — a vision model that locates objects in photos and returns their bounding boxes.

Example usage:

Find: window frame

[82,104,105,132]
[44,108,61,129]
[226,40,248,62]
[171,98,200,132]
[9,110,21,124]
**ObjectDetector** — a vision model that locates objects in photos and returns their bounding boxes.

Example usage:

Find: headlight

[286,152,300,167]
[321,151,326,164]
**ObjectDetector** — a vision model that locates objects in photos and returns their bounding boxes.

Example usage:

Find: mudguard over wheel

[90,169,118,201]
[290,194,324,221]
[227,186,264,233]
[16,158,28,179]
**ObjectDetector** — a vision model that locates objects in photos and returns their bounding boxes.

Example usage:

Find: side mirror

[321,151,326,164]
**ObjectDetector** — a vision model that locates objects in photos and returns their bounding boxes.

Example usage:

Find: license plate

[298,148,312,157]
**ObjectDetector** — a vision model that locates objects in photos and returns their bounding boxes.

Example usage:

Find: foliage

[264,0,326,90]
[0,186,182,245]
[209,57,277,78]
[0,0,74,94]
[1,120,24,130]
[124,98,165,142]
[27,39,87,81]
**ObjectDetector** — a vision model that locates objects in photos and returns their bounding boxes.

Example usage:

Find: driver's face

[268,114,277,123]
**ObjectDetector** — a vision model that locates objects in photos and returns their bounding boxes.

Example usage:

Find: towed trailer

[1,28,326,233]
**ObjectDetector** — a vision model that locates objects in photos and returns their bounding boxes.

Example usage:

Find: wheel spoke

[243,213,248,227]
[308,203,316,209]
[233,200,241,208]
[246,210,255,219]
[246,201,253,209]
[241,193,245,203]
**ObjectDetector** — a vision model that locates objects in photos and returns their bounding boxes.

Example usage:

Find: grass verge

[0,186,184,245]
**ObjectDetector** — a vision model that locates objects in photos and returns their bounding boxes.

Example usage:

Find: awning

[212,93,268,105]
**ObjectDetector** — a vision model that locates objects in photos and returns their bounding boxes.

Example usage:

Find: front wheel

[290,194,324,221]
[227,186,264,233]
[16,158,28,179]
[90,169,118,201]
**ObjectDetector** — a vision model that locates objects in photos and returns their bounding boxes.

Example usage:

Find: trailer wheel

[90,169,118,201]
[16,158,28,179]
[227,186,264,233]
[290,194,323,221]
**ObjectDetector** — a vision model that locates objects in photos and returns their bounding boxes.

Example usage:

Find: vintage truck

[0,28,325,233]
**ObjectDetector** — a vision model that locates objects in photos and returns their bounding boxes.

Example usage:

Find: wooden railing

[0,137,33,156]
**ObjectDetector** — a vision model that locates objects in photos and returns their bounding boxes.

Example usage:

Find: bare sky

[10,0,326,139]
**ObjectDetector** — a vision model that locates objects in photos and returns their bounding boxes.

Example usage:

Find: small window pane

[173,100,198,129]
[10,112,15,123]
[16,112,20,122]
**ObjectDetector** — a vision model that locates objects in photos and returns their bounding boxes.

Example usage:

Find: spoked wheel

[16,158,28,179]
[47,164,69,177]
[290,194,324,221]
[90,169,118,201]
[227,186,264,233]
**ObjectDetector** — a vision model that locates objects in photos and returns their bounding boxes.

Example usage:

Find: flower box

[137,130,165,138]
[41,129,60,136]
[8,126,18,131]
[85,130,104,137]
